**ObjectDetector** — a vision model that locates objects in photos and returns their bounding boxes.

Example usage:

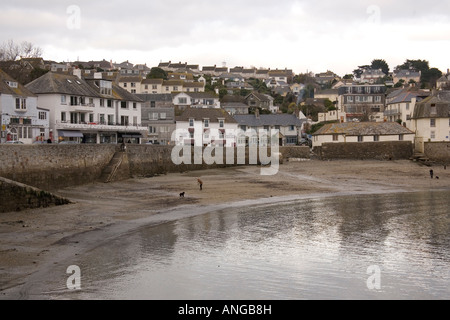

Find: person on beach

[430,169,434,179]
[197,178,203,191]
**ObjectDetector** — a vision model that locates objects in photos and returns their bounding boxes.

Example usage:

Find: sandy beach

[1,159,449,298]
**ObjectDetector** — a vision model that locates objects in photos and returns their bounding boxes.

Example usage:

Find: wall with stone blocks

[424,142,450,162]
[314,142,413,160]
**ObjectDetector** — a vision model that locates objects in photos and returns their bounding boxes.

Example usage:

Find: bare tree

[0,39,43,61]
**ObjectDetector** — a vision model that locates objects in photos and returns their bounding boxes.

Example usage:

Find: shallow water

[47,190,449,300]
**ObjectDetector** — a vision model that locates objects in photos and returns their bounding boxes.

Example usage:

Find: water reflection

[51,190,449,300]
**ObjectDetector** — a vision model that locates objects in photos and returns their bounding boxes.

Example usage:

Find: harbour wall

[0,145,310,191]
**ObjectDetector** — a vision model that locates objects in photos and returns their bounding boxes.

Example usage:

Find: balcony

[384,109,401,116]
[55,121,147,132]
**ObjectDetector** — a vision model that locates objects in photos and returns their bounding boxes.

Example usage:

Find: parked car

[59,141,79,144]
[5,141,24,144]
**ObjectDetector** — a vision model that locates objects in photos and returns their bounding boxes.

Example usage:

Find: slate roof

[413,91,450,119]
[233,114,304,127]
[26,72,101,97]
[177,107,237,123]
[387,88,429,104]
[142,78,164,85]
[313,122,414,136]
[0,68,37,97]
[136,93,173,102]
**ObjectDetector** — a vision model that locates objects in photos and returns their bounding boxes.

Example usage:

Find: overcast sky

[1,0,449,76]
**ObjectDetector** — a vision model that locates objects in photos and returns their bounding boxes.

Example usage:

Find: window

[179,97,187,104]
[131,83,136,88]
[61,112,67,122]
[189,119,194,127]
[108,115,114,125]
[131,90,136,94]
[107,100,113,108]
[99,114,105,125]
[133,116,138,126]
[89,114,94,123]
[399,134,404,141]
[123,83,127,88]
[100,99,105,107]
[160,113,166,120]
[15,98,26,110]
[406,103,410,111]
[240,125,247,131]
[152,85,158,90]
[375,96,382,102]
[150,101,156,108]
[204,119,209,128]
[374,135,380,142]
[431,131,435,139]
[289,125,295,131]
[333,134,339,142]
[61,95,67,104]
[39,112,47,120]
[121,116,129,126]
[347,96,354,103]
[431,104,437,115]
[219,120,224,128]
[133,103,137,109]
[149,126,156,134]
[358,136,364,142]
[121,101,127,109]
[430,119,436,127]
[174,86,178,91]
[149,113,158,120]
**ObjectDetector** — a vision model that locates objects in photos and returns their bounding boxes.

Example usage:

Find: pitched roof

[313,122,414,136]
[26,72,101,97]
[0,68,36,97]
[233,114,304,127]
[136,93,173,102]
[177,107,237,123]
[413,91,450,119]
[142,78,164,85]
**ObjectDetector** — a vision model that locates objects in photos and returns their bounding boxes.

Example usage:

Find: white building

[174,107,238,147]
[233,109,307,146]
[312,122,415,148]
[26,71,147,144]
[384,88,430,127]
[172,92,221,110]
[412,91,450,152]
[0,69,49,144]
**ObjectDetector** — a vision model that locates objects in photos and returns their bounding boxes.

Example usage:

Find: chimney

[73,68,82,80]
[255,108,260,119]
[295,108,300,119]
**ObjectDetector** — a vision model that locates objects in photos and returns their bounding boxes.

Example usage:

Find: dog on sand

[180,192,185,198]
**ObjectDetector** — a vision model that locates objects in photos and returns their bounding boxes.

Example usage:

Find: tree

[421,68,442,89]
[371,59,389,75]
[0,40,42,61]
[146,67,168,80]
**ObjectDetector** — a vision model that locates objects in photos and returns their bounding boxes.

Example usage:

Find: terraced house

[26,70,146,144]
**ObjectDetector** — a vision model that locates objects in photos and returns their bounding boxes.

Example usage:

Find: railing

[384,109,401,116]
[56,121,146,131]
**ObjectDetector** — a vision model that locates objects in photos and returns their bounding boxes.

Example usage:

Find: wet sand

[1,159,449,298]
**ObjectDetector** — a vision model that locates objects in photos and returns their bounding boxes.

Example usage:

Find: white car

[5,141,24,144]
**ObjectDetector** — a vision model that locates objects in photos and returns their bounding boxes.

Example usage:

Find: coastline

[1,159,449,298]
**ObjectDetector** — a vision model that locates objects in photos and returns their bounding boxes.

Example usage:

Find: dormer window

[6,81,18,88]
[67,79,72,84]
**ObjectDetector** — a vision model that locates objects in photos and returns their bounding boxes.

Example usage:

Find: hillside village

[0,57,449,159]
